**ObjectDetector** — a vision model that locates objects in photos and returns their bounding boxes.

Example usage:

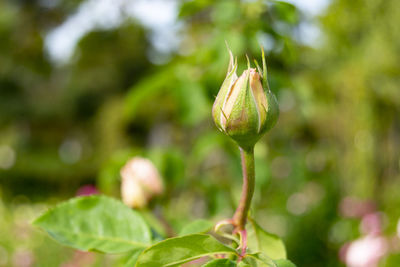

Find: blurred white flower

[345,235,388,267]
[120,157,163,208]
[286,192,309,215]
[0,145,16,169]
[58,139,82,164]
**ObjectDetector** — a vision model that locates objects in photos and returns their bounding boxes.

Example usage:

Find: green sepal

[212,48,238,131]
[260,89,279,134]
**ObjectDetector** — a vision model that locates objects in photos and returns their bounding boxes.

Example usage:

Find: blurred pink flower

[361,213,382,235]
[76,184,99,196]
[12,250,34,267]
[339,197,376,218]
[120,157,164,208]
[344,235,388,267]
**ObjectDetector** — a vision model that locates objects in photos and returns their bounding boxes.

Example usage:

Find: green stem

[232,146,255,230]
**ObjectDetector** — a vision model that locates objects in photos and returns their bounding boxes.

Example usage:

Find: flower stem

[232,146,255,230]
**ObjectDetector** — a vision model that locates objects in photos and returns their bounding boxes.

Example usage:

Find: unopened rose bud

[120,157,164,208]
[212,47,279,149]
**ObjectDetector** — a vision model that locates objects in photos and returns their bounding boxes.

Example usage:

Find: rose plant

[33,47,296,267]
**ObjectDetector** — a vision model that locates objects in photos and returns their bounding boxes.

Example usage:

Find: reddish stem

[232,147,255,230]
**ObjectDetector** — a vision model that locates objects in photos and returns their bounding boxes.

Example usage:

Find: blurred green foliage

[0,0,400,266]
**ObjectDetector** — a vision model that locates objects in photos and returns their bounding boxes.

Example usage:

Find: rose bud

[212,47,279,149]
[120,157,164,208]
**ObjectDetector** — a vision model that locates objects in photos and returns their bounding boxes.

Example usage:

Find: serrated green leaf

[244,253,274,267]
[241,255,259,266]
[34,195,151,253]
[124,248,145,267]
[244,253,296,267]
[179,219,214,236]
[273,259,296,267]
[238,261,252,267]
[136,234,238,267]
[248,218,286,259]
[202,258,236,267]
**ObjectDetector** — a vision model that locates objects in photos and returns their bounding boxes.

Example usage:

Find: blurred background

[1,0,400,266]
